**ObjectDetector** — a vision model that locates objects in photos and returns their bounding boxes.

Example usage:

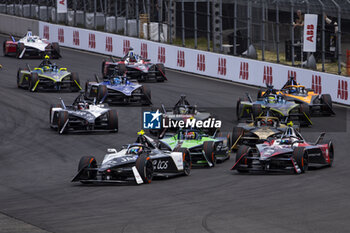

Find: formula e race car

[49,92,118,134]
[231,126,334,174]
[231,114,300,151]
[237,90,312,126]
[17,56,81,92]
[258,76,335,116]
[149,95,217,138]
[102,49,166,82]
[71,131,191,184]
[85,74,152,105]
[159,129,231,167]
[3,30,60,59]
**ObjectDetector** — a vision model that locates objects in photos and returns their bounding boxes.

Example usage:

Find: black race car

[72,131,191,184]
[50,92,118,134]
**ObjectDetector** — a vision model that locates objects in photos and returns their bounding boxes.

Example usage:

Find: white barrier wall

[39,21,350,106]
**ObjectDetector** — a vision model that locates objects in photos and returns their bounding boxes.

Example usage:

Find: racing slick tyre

[232,127,244,151]
[28,72,39,92]
[70,72,81,92]
[321,94,333,114]
[78,156,97,183]
[57,111,69,134]
[107,110,118,132]
[135,155,153,184]
[101,60,107,77]
[235,145,251,173]
[97,85,108,103]
[203,141,217,167]
[252,104,262,119]
[51,42,60,58]
[49,103,63,128]
[141,86,152,105]
[236,98,243,121]
[155,63,166,82]
[292,147,308,174]
[3,41,8,56]
[299,103,311,126]
[117,63,127,76]
[175,148,191,176]
[16,42,25,58]
[16,68,22,88]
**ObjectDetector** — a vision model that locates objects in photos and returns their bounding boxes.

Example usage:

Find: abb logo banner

[123,40,130,55]
[58,28,64,43]
[105,36,113,52]
[73,31,79,46]
[263,66,273,85]
[177,50,185,67]
[197,54,205,72]
[218,58,226,76]
[239,62,249,80]
[303,14,318,52]
[312,75,322,94]
[43,26,49,40]
[337,80,348,100]
[141,43,148,59]
[288,70,297,81]
[88,33,96,49]
[158,47,165,63]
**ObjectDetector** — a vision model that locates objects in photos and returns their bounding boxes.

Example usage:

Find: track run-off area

[0,35,350,233]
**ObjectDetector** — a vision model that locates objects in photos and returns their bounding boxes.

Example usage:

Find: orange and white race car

[258,77,334,116]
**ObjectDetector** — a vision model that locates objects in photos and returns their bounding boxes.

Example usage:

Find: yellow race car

[258,78,334,116]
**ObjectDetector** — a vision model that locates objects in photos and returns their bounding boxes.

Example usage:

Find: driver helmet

[267,96,276,104]
[129,146,142,155]
[185,132,196,140]
[289,87,297,93]
[78,102,88,110]
[179,106,188,114]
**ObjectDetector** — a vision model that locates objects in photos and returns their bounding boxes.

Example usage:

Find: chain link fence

[0,0,349,75]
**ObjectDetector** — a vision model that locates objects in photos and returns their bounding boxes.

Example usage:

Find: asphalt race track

[1,35,350,233]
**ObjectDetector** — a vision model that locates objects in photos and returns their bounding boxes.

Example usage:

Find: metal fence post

[181,0,185,47]
[316,0,325,72]
[194,0,197,49]
[158,0,161,42]
[290,0,294,66]
[83,0,87,28]
[47,0,49,22]
[38,0,41,20]
[276,0,280,63]
[115,0,118,33]
[104,0,107,31]
[147,0,150,40]
[94,0,97,30]
[169,0,173,44]
[219,0,223,52]
[207,0,210,51]
[330,0,342,74]
[136,0,140,38]
[261,0,265,61]
[247,0,251,47]
[126,0,129,36]
[56,0,58,23]
[233,0,237,55]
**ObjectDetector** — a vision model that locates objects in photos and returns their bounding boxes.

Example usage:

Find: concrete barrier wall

[0,13,39,37]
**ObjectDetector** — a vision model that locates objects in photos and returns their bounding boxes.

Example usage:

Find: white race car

[3,30,60,59]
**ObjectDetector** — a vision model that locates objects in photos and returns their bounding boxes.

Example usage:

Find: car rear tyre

[51,42,60,58]
[252,104,262,119]
[235,145,251,173]
[70,72,80,92]
[107,110,118,132]
[57,111,69,134]
[321,94,332,114]
[49,103,63,128]
[293,147,308,173]
[28,73,39,92]
[135,155,153,184]
[97,85,108,103]
[203,141,217,167]
[78,156,97,183]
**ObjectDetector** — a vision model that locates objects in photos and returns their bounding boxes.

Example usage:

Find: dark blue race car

[85,75,152,105]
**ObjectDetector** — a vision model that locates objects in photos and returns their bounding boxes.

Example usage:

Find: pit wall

[0,13,348,105]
